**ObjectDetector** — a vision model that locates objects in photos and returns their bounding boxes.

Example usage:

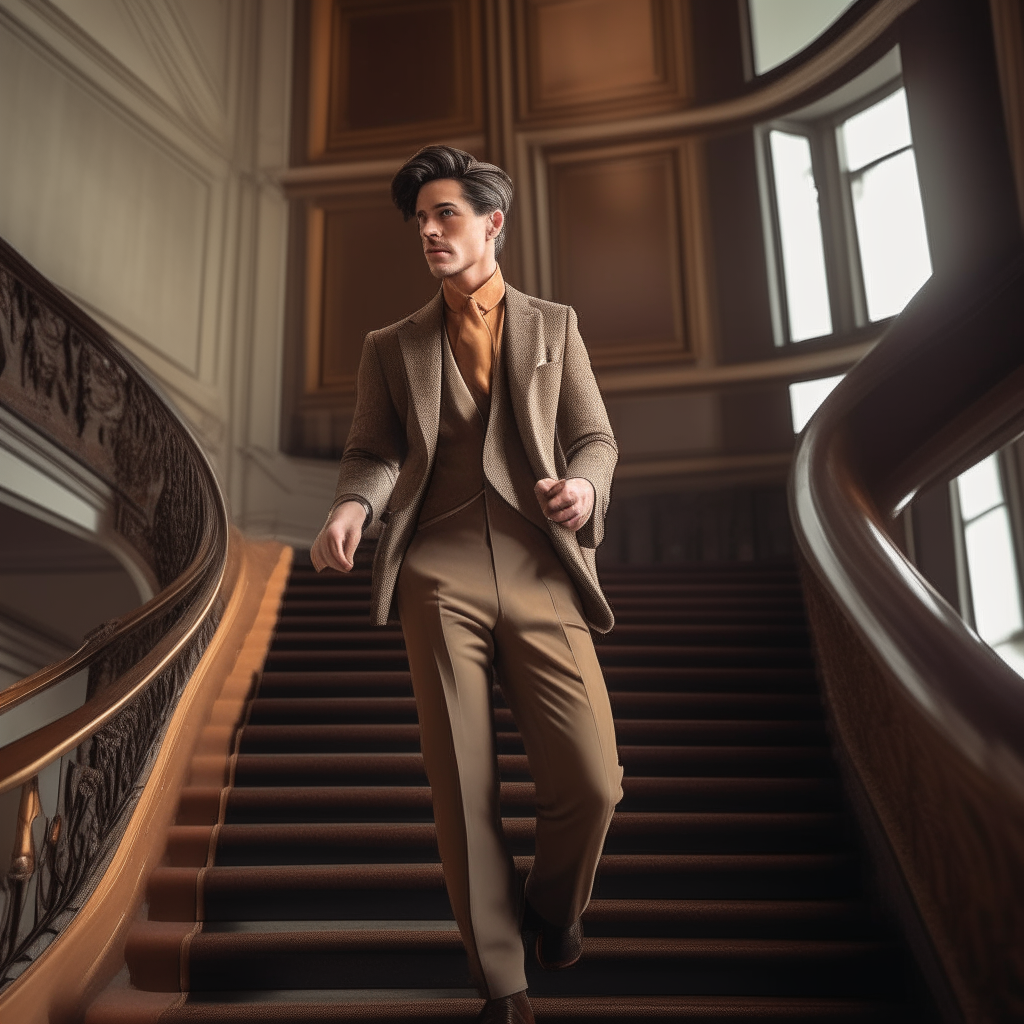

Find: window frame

[758,74,913,347]
[949,448,1024,644]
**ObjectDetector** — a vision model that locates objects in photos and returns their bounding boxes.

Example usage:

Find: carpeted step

[87,991,928,1023]
[215,776,845,825]
[147,852,861,924]
[236,719,829,754]
[166,931,904,998]
[245,692,826,726]
[255,666,822,697]
[268,624,812,648]
[164,811,852,866]
[262,646,817,671]
[85,557,937,1024]
[229,746,836,787]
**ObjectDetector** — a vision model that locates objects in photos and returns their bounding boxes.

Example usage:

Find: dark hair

[391,145,513,254]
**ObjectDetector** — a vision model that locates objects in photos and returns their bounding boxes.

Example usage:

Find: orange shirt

[441,264,505,407]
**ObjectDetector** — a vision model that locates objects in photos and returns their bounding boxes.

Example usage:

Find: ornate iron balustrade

[0,237,228,989]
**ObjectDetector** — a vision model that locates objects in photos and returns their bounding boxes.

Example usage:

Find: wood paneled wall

[282,0,798,530]
[284,0,721,461]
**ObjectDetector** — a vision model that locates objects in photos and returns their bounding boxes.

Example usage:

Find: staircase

[89,551,935,1022]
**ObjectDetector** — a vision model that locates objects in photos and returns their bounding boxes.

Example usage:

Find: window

[838,90,932,322]
[788,374,844,433]
[952,452,1024,672]
[759,55,933,345]
[747,0,857,76]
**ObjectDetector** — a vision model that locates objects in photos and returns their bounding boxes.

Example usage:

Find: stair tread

[92,558,932,1022]
[91,990,924,1023]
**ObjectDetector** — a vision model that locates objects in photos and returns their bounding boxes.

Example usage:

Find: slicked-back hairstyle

[392,145,514,254]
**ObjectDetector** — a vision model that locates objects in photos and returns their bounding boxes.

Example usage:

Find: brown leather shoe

[476,989,535,1023]
[521,899,584,970]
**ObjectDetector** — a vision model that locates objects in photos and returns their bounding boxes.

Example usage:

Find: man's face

[415,178,501,281]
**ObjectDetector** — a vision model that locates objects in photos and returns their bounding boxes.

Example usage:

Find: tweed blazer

[330,283,618,632]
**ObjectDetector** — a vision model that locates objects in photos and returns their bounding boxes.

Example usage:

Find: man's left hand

[534,477,595,533]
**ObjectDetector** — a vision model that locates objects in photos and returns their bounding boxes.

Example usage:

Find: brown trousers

[396,485,623,998]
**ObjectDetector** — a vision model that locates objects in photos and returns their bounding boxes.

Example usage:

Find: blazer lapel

[503,285,558,479]
[398,290,445,460]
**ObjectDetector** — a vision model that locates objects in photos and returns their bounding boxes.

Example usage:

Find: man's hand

[534,478,595,533]
[310,500,366,573]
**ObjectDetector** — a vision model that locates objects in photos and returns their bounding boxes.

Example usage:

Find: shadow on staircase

[87,549,939,1022]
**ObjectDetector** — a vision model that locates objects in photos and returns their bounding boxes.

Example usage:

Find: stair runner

[88,551,935,1023]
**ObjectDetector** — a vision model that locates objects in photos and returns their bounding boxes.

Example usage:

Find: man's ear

[486,209,504,241]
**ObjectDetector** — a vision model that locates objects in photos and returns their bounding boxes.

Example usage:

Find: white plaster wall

[0,0,337,546]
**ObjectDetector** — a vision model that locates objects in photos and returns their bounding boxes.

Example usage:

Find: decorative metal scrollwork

[0,238,226,988]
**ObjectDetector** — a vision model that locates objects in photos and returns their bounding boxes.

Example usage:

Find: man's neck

[447,257,498,296]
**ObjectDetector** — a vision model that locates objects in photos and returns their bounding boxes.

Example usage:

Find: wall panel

[307,0,483,159]
[546,143,707,367]
[0,20,211,376]
[308,189,438,393]
[516,0,691,123]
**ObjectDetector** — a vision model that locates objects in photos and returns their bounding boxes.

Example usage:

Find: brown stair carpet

[86,553,937,1023]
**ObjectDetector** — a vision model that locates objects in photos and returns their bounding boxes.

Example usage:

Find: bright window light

[789,374,844,433]
[769,130,833,341]
[748,0,856,75]
[839,88,932,321]
[956,454,1004,522]
[850,150,932,320]
[840,88,914,172]
[956,453,1024,648]
[963,507,1023,645]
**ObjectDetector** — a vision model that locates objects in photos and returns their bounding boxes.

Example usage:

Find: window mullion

[811,122,855,336]
[999,448,1024,620]
[834,124,869,328]
[755,124,793,346]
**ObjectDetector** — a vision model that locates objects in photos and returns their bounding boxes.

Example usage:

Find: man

[311,145,622,1024]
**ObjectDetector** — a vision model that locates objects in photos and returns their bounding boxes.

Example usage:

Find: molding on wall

[597,334,879,396]
[114,0,229,141]
[305,0,484,161]
[537,136,714,369]
[275,138,488,190]
[0,614,72,679]
[0,0,232,156]
[513,0,918,150]
[513,0,693,126]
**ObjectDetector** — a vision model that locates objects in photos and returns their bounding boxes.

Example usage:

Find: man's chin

[426,262,461,280]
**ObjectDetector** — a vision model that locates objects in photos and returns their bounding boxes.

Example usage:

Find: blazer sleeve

[558,306,617,549]
[326,331,406,540]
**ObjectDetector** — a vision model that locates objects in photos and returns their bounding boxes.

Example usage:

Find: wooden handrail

[792,251,1024,779]
[0,233,230,986]
[789,248,1024,1020]
[0,532,213,719]
[0,509,226,796]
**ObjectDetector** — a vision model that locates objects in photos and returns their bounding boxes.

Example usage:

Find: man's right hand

[310,500,366,573]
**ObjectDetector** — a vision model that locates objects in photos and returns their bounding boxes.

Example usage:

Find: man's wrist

[329,494,372,530]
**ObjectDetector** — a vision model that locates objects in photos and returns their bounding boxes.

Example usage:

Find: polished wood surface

[0,534,291,1024]
[790,249,1024,1022]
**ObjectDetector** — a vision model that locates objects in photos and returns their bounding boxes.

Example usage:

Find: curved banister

[792,250,1024,774]
[0,233,230,988]
[0,520,216,721]
[789,247,1024,1020]
[0,511,224,795]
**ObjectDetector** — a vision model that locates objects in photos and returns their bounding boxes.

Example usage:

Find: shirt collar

[442,263,505,315]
